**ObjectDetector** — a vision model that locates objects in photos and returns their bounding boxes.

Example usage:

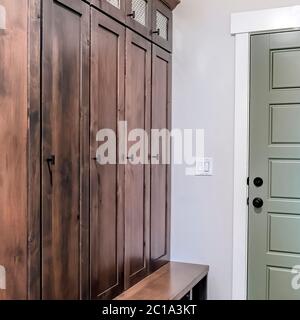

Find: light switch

[0,5,6,30]
[0,265,6,290]
[194,157,213,176]
[204,160,210,172]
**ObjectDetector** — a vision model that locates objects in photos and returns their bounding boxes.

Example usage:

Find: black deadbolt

[253,198,264,209]
[254,177,263,187]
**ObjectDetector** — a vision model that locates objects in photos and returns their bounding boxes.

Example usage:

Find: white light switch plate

[0,5,6,30]
[195,157,213,176]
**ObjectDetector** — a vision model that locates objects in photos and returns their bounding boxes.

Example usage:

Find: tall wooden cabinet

[0,0,180,300]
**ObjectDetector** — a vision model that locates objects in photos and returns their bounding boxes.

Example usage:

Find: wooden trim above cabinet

[162,0,180,10]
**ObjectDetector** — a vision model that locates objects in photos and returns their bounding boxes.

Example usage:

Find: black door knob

[254,177,263,187]
[253,198,264,209]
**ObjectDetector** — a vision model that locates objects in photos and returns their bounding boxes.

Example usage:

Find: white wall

[171,0,300,300]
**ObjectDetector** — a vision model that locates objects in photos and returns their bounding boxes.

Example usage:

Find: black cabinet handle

[152,29,160,35]
[127,11,136,19]
[46,155,55,186]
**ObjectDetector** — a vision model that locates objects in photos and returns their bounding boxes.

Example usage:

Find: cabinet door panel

[152,0,172,52]
[91,0,126,23]
[125,30,151,288]
[90,10,125,300]
[41,0,89,300]
[125,0,153,40]
[150,45,171,270]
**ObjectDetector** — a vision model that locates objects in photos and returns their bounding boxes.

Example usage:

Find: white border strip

[231,6,300,300]
[232,33,250,300]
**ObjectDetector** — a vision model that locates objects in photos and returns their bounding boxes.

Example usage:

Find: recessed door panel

[269,214,300,254]
[268,267,300,300]
[270,105,300,144]
[270,160,300,199]
[272,49,300,89]
[90,9,125,300]
[150,45,171,270]
[125,29,151,288]
[41,0,89,300]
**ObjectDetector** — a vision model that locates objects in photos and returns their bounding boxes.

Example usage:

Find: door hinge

[247,177,249,186]
[247,197,249,206]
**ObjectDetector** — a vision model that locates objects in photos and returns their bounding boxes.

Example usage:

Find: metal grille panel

[106,0,120,9]
[132,0,147,26]
[156,11,168,40]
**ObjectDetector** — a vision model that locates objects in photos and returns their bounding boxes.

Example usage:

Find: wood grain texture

[28,0,41,300]
[79,1,91,301]
[0,0,28,300]
[124,29,151,289]
[41,0,89,300]
[150,45,172,271]
[115,262,209,300]
[90,9,125,300]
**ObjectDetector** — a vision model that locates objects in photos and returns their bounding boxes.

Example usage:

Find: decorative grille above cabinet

[132,0,148,26]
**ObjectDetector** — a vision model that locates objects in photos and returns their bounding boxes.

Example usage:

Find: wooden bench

[115,262,209,300]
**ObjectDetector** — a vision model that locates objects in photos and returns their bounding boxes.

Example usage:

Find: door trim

[231,5,300,300]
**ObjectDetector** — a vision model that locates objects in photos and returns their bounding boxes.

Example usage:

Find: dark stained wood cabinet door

[124,29,151,288]
[91,0,126,23]
[152,0,173,52]
[0,0,28,300]
[90,9,125,300]
[150,45,171,271]
[41,0,89,300]
[125,0,153,40]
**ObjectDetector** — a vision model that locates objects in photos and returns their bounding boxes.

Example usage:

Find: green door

[249,31,300,300]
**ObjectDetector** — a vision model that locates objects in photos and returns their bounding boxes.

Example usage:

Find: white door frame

[231,5,300,300]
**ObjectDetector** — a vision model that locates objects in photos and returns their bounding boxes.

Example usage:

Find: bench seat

[115,262,209,300]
